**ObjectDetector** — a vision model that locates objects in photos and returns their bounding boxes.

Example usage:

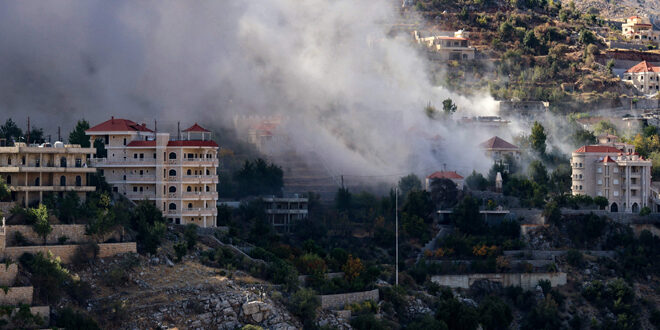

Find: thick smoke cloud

[0,0,505,179]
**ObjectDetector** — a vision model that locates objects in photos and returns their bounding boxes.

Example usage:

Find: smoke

[0,0,507,180]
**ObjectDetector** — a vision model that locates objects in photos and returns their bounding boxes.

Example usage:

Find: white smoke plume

[0,0,507,180]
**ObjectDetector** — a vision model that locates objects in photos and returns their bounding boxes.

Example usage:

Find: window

[579,185,582,190]
[188,203,192,209]
[60,176,66,186]
[169,169,176,176]
[598,191,602,196]
[614,167,619,173]
[169,152,177,160]
[123,138,127,145]
[134,154,137,159]
[169,203,177,210]
[614,179,619,185]
[579,174,582,179]
[614,191,619,196]
[169,186,176,193]
[579,163,582,168]
[597,167,602,173]
[75,176,82,186]
[187,186,192,192]
[598,180,602,185]
[139,187,143,192]
[133,187,138,192]
[206,186,210,192]
[6,176,10,185]
[140,170,144,175]
[187,169,192,175]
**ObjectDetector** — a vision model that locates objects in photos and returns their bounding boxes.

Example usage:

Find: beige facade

[622,16,660,42]
[86,118,219,227]
[571,136,651,213]
[0,142,96,206]
[623,61,660,95]
[414,30,476,61]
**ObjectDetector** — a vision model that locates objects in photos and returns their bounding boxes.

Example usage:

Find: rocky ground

[71,253,302,330]
[563,0,660,20]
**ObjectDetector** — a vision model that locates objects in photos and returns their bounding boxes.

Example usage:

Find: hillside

[562,0,660,20]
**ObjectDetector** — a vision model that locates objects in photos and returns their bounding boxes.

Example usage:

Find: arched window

[206,186,210,192]
[187,169,192,175]
[169,169,176,176]
[187,186,192,192]
[168,152,177,160]
[168,203,177,210]
[60,157,67,168]
[169,186,176,193]
[206,169,210,175]
[34,178,40,186]
[75,176,82,186]
[60,176,66,186]
[187,203,192,209]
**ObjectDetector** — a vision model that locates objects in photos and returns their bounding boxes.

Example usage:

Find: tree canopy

[69,120,91,147]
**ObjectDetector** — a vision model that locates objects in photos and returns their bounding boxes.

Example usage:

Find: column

[626,166,630,212]
[203,215,207,228]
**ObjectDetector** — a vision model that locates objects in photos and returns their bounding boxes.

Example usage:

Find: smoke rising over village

[0,0,508,179]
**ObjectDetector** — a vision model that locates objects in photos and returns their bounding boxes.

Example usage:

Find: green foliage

[442,98,458,115]
[528,160,548,186]
[566,249,583,268]
[479,296,513,330]
[20,252,70,304]
[55,307,100,330]
[0,119,22,142]
[232,158,284,197]
[523,30,540,53]
[593,120,617,136]
[578,28,597,45]
[0,177,9,202]
[69,119,91,147]
[398,174,422,198]
[130,200,167,254]
[28,204,52,244]
[430,178,459,209]
[402,189,434,221]
[436,291,479,330]
[543,201,561,225]
[183,223,198,249]
[639,206,651,216]
[452,195,485,235]
[173,242,187,262]
[289,288,320,327]
[465,171,488,191]
[593,196,608,210]
[11,304,44,329]
[530,122,547,155]
[335,187,352,213]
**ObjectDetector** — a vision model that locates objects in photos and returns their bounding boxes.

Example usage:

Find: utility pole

[26,116,30,145]
[395,186,399,286]
[177,121,180,140]
[57,126,61,142]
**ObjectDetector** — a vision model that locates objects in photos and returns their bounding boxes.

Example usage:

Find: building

[622,16,660,42]
[623,61,660,95]
[458,116,510,129]
[86,117,219,227]
[497,101,548,118]
[263,196,308,232]
[0,140,96,206]
[571,135,651,213]
[480,136,521,170]
[414,30,476,61]
[425,171,464,190]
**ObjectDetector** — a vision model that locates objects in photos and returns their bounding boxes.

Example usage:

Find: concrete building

[622,16,660,42]
[497,101,548,118]
[571,135,651,213]
[414,30,476,61]
[86,118,219,227]
[458,116,510,129]
[263,196,308,232]
[623,61,660,95]
[425,171,464,190]
[0,141,97,206]
[480,136,521,171]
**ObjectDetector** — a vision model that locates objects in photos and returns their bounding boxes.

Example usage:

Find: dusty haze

[0,0,511,179]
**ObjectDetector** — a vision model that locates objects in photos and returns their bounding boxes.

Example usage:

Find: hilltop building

[623,61,660,95]
[425,171,464,190]
[571,135,651,213]
[86,117,219,227]
[0,140,96,206]
[622,16,660,41]
[414,30,476,61]
[480,136,521,171]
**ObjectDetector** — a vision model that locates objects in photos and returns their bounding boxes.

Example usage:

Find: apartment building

[571,135,651,213]
[414,30,476,61]
[263,196,308,232]
[86,118,219,227]
[622,16,660,41]
[0,140,96,206]
[623,61,660,95]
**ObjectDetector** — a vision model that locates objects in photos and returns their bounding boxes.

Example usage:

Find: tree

[343,255,365,283]
[550,164,571,195]
[530,121,547,155]
[452,195,485,235]
[606,59,615,75]
[528,160,549,187]
[173,242,187,262]
[465,171,488,191]
[578,28,596,45]
[0,118,22,142]
[593,196,608,210]
[29,204,52,244]
[523,30,540,53]
[543,201,561,225]
[69,120,91,147]
[593,120,617,136]
[570,127,596,147]
[93,139,107,158]
[130,201,166,254]
[289,288,320,327]
[402,190,435,221]
[335,187,352,213]
[183,223,198,250]
[479,296,513,330]
[442,98,458,115]
[398,174,422,198]
[436,295,479,330]
[430,178,459,209]
[0,177,10,202]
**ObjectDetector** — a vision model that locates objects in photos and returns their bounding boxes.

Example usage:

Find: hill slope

[563,0,660,20]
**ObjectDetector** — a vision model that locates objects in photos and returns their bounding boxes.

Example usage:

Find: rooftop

[427,171,464,180]
[480,136,519,150]
[573,145,623,153]
[86,117,154,133]
[183,123,211,133]
[625,61,660,74]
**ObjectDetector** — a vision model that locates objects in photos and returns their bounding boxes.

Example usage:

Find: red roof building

[625,61,660,74]
[425,171,464,190]
[86,117,154,133]
[573,145,624,153]
[183,123,211,133]
[480,136,519,150]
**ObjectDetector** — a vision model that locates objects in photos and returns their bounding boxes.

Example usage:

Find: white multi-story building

[623,61,660,95]
[571,135,651,213]
[414,30,476,61]
[622,16,660,42]
[0,141,96,206]
[86,117,219,227]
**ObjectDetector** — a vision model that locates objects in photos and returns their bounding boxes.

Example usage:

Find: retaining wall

[0,264,18,286]
[0,286,33,305]
[0,306,50,328]
[319,289,379,309]
[3,242,136,263]
[4,225,120,246]
[431,272,567,290]
[503,250,616,260]
[631,224,660,238]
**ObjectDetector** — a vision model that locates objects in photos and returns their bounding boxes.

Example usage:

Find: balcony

[182,175,218,183]
[182,207,217,216]
[124,175,157,182]
[89,158,157,167]
[125,193,156,200]
[182,191,218,200]
[0,165,96,173]
[9,185,95,192]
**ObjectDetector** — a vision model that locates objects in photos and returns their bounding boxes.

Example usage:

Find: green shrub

[566,249,583,268]
[104,267,129,288]
[72,242,99,268]
[12,232,30,246]
[183,223,198,249]
[55,307,100,330]
[174,242,187,262]
[289,288,320,327]
[479,296,513,330]
[58,236,69,245]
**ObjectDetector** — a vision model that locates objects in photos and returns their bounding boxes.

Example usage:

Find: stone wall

[3,242,136,263]
[0,203,15,217]
[431,272,567,291]
[319,289,379,310]
[0,264,18,286]
[631,224,660,238]
[0,286,33,305]
[0,306,50,328]
[4,225,120,246]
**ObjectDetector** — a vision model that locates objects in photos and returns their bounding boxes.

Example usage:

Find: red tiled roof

[427,171,464,180]
[625,61,660,73]
[436,36,467,40]
[600,156,616,163]
[629,16,641,19]
[167,140,218,147]
[126,141,156,147]
[480,136,519,150]
[86,117,154,133]
[574,145,623,153]
[183,123,210,132]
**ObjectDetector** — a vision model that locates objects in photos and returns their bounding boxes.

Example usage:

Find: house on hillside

[414,30,476,61]
[425,171,464,190]
[623,61,660,95]
[622,16,660,42]
[571,135,651,213]
[480,136,521,171]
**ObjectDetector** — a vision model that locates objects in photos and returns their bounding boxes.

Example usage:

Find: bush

[479,296,513,330]
[12,232,30,246]
[289,288,320,327]
[639,206,651,216]
[55,307,100,330]
[72,242,99,268]
[174,242,187,262]
[104,266,129,288]
[67,280,93,305]
[183,223,198,249]
[19,252,70,304]
[566,249,583,268]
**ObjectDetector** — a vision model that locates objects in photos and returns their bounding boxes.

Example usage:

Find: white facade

[622,16,660,42]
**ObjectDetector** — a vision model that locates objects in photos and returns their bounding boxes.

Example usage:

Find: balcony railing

[125,175,157,181]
